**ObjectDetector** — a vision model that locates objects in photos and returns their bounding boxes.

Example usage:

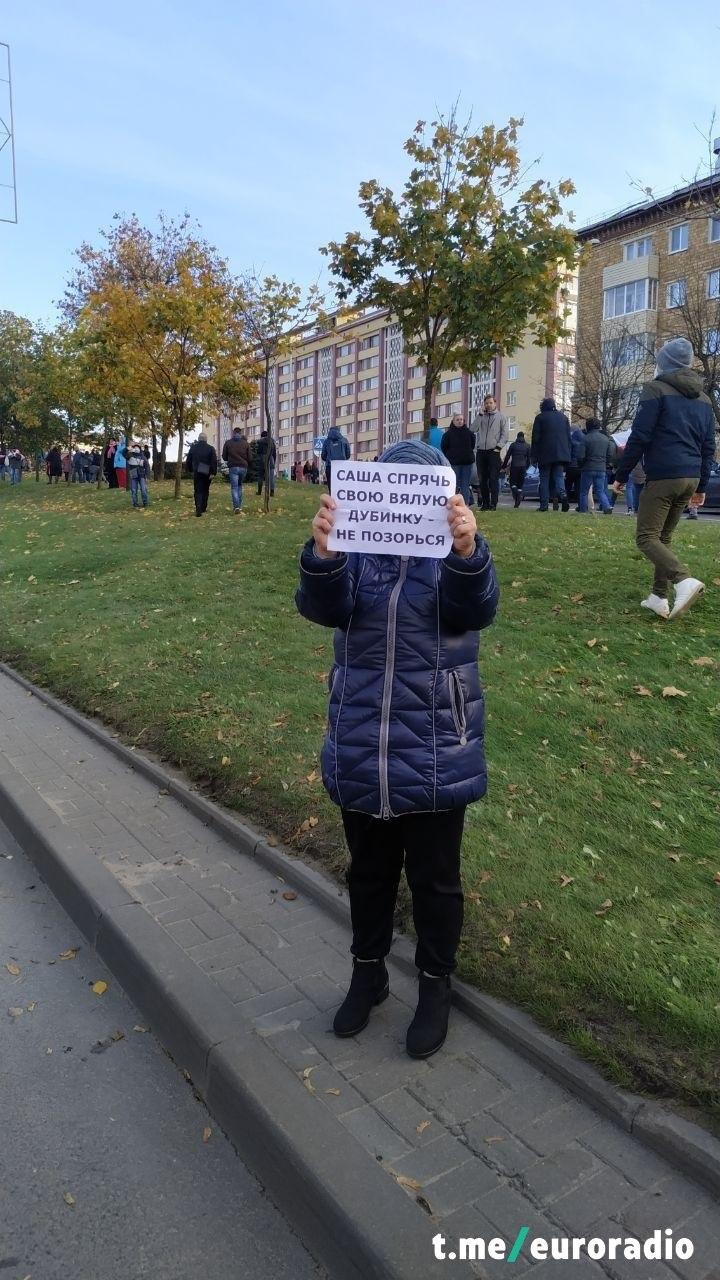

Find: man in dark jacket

[531,398,572,511]
[321,425,351,492]
[222,427,252,513]
[471,395,509,510]
[186,432,217,517]
[296,439,498,1060]
[256,430,277,497]
[576,420,617,514]
[501,431,532,507]
[612,337,715,619]
[440,414,476,503]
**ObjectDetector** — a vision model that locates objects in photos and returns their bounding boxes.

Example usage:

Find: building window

[297,374,313,387]
[409,364,425,379]
[603,278,657,318]
[337,361,354,376]
[602,333,653,366]
[296,393,313,407]
[337,342,354,357]
[279,381,291,394]
[409,386,424,400]
[359,397,378,412]
[666,279,687,309]
[279,362,291,375]
[358,355,379,370]
[707,269,720,299]
[709,217,720,244]
[507,364,518,380]
[360,335,379,350]
[668,223,689,254]
[408,409,423,423]
[623,236,652,261]
[298,355,314,369]
[507,417,517,429]
[506,391,517,407]
[336,403,354,418]
[440,377,462,394]
[437,401,463,418]
[279,400,290,412]
[359,376,379,391]
[336,382,354,397]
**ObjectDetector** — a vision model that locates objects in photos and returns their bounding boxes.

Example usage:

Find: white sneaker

[641,594,670,619]
[669,577,705,620]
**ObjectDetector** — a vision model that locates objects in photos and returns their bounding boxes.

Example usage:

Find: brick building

[205,289,576,472]
[576,154,720,428]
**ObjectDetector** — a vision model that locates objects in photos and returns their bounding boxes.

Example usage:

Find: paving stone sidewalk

[1,669,719,1280]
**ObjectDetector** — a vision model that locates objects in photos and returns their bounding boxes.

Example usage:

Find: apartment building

[206,291,576,472]
[576,151,720,425]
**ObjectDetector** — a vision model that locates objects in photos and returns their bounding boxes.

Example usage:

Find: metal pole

[0,42,18,224]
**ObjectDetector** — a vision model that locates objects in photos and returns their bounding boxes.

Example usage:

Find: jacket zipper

[449,671,468,746]
[378,559,408,819]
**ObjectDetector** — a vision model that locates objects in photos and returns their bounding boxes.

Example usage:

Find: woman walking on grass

[296,440,499,1059]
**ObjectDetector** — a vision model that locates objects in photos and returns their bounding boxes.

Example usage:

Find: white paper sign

[327,461,457,559]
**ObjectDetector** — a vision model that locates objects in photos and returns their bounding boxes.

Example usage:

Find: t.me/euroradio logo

[432,1227,695,1265]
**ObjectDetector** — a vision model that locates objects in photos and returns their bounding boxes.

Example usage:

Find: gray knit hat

[379,440,446,467]
[656,337,693,374]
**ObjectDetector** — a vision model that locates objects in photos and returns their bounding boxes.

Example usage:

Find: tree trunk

[263,358,273,514]
[422,373,435,442]
[159,431,168,482]
[174,405,184,499]
[150,426,159,480]
[98,416,109,490]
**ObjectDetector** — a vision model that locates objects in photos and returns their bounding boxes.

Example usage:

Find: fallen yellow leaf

[691,656,714,667]
[8,1006,23,1017]
[586,638,598,648]
[91,980,108,996]
[325,1088,341,1096]
[595,899,613,917]
[662,686,687,698]
[634,685,653,697]
[63,1192,76,1208]
[58,948,79,961]
[5,962,20,976]
[416,1120,431,1135]
[221,755,231,766]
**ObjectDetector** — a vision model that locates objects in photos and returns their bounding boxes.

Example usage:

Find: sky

[1,0,720,326]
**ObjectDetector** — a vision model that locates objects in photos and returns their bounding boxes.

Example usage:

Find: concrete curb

[0,763,451,1280]
[2,660,719,1199]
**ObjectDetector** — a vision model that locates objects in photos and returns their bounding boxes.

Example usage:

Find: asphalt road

[0,819,325,1280]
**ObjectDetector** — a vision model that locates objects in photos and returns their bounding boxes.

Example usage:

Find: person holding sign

[296,440,499,1059]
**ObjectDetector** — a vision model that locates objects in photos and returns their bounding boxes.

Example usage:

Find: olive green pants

[635,477,697,598]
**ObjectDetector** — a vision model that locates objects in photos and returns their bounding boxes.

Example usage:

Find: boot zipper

[378,558,408,818]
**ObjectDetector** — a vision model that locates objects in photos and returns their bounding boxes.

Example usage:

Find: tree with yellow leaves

[323,111,577,431]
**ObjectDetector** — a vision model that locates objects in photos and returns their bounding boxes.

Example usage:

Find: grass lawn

[1,477,719,1124]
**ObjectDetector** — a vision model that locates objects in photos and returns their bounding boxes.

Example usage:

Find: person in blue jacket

[296,440,499,1059]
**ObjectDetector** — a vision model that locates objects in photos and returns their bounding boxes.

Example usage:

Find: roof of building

[577,170,720,241]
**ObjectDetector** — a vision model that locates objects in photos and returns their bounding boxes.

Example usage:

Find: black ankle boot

[333,959,389,1037]
[406,973,452,1059]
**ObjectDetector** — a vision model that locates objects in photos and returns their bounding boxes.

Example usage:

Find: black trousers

[565,466,580,504]
[509,466,527,492]
[193,474,211,513]
[341,808,466,975]
[477,450,501,508]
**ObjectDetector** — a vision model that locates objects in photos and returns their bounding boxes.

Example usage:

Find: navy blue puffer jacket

[296,537,499,817]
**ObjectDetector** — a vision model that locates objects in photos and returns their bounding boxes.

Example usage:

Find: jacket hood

[327,427,343,438]
[657,369,704,399]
